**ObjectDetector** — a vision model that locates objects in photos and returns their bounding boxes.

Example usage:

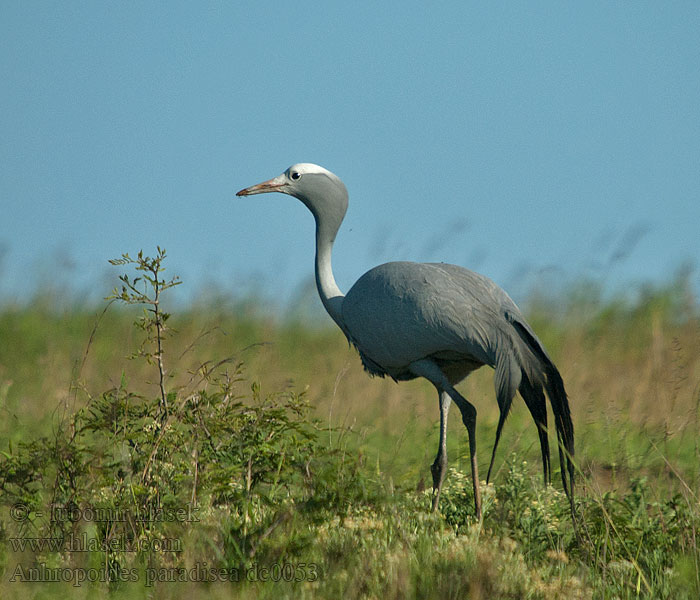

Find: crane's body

[344,261,525,379]
[237,163,575,519]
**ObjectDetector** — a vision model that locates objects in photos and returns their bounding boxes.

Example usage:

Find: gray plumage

[237,163,575,520]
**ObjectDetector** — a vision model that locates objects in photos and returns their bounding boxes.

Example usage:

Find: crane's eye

[290,171,301,181]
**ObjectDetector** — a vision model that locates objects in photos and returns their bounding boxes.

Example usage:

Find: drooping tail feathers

[542,358,575,501]
[518,376,551,485]
[487,315,575,506]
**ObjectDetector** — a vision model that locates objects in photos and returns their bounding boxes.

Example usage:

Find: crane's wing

[341,261,546,381]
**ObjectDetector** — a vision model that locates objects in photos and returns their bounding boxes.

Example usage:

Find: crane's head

[236,163,348,229]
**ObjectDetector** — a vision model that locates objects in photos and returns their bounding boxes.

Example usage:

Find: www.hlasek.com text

[9,532,181,554]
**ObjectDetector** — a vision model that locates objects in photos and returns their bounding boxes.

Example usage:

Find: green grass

[1,255,699,599]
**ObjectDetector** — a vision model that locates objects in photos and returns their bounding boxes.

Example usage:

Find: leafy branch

[107,247,181,419]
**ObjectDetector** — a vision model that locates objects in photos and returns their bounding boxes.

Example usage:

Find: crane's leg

[431,391,451,512]
[410,359,482,520]
[453,391,482,521]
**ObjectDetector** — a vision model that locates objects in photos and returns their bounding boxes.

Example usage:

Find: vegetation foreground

[1,250,699,599]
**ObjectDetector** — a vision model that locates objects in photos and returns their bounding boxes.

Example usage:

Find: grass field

[1,252,699,598]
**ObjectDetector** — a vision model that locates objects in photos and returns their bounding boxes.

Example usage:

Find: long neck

[314,215,345,330]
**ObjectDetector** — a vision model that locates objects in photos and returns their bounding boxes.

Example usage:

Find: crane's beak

[236,174,288,197]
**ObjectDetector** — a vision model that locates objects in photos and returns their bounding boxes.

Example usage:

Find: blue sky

[1,2,699,310]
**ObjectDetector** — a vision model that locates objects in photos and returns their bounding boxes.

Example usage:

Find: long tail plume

[485,372,551,486]
[518,376,551,486]
[508,317,575,506]
[543,360,575,501]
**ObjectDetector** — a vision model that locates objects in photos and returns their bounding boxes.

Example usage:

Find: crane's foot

[430,454,447,512]
[472,470,483,521]
[474,496,482,521]
[431,492,440,512]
